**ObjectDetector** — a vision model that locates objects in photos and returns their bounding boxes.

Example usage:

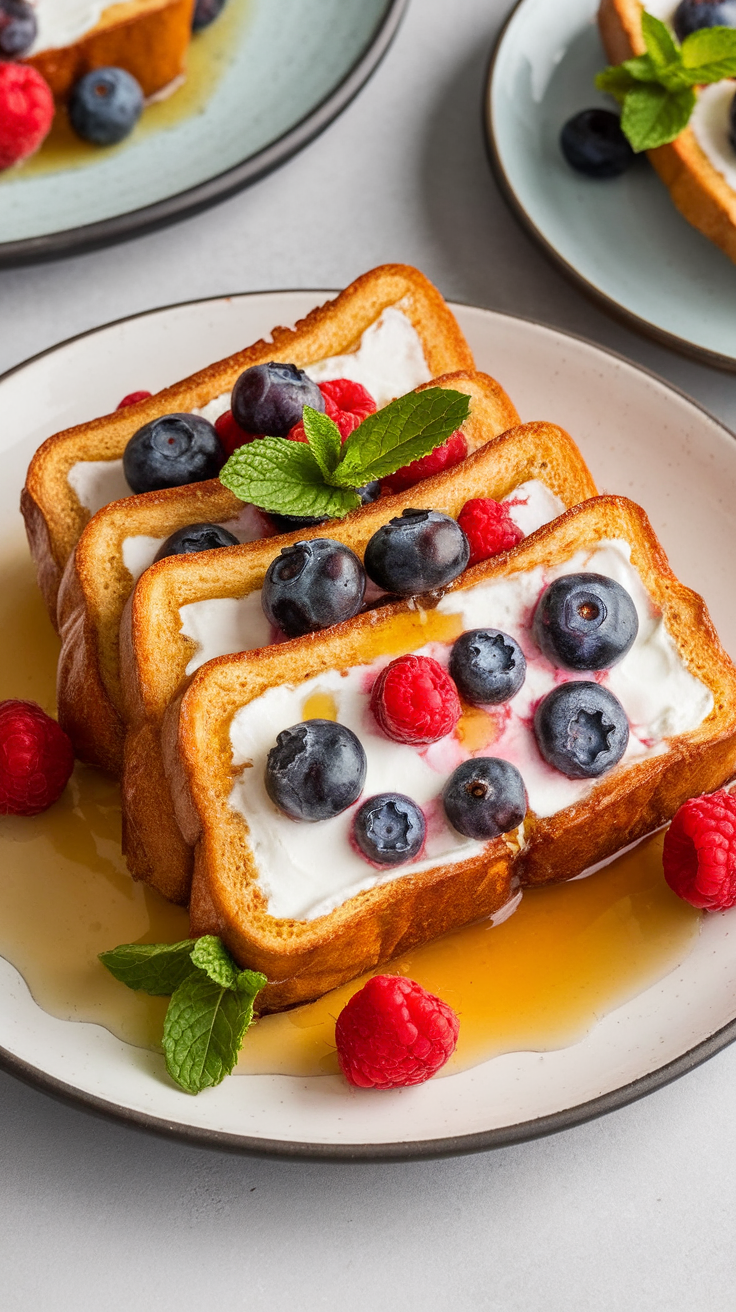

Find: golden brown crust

[598,0,736,263]
[119,413,594,904]
[166,495,736,1010]
[25,0,195,100]
[23,266,476,617]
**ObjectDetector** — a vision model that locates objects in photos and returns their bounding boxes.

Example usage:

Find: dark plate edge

[483,0,736,376]
[0,0,408,269]
[1,289,735,1160]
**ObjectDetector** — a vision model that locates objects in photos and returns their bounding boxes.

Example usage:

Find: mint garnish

[596,14,736,151]
[100,935,266,1095]
[219,387,471,520]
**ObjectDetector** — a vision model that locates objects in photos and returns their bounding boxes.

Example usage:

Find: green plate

[0,0,406,267]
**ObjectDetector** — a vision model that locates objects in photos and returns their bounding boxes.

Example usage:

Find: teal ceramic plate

[0,0,406,267]
[485,0,736,371]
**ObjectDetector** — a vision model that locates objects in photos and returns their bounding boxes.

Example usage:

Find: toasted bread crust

[23,266,476,618]
[166,495,736,1009]
[26,0,195,100]
[119,413,594,904]
[598,0,736,263]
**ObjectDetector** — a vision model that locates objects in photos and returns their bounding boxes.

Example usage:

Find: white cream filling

[120,504,272,584]
[29,1,105,54]
[227,538,712,921]
[178,480,565,677]
[67,307,431,516]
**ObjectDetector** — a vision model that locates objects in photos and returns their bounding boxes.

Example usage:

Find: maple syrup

[0,537,701,1077]
[0,0,252,184]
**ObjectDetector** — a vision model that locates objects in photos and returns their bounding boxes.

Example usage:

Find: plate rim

[483,0,736,375]
[0,0,408,270]
[2,288,736,1161]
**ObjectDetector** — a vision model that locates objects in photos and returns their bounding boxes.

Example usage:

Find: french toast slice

[120,412,596,904]
[598,0,736,263]
[163,495,736,1011]
[22,265,475,620]
[57,369,521,778]
[26,1,195,101]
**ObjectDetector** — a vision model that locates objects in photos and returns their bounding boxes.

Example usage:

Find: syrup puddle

[0,546,701,1078]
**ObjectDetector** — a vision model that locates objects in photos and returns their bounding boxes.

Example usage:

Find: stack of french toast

[22,264,736,1013]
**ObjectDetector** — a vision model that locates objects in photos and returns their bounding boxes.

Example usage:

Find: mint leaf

[621,83,695,150]
[621,54,658,82]
[333,387,470,487]
[302,406,342,480]
[99,940,199,995]
[162,968,266,1094]
[596,65,640,100]
[191,935,238,989]
[680,26,736,81]
[220,436,360,518]
[641,11,679,70]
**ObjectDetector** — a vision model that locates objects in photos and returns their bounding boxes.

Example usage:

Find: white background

[1,0,736,1307]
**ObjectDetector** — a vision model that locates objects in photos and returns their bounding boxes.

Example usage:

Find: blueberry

[352,793,426,866]
[268,482,380,535]
[265,720,366,822]
[0,0,37,57]
[231,362,325,437]
[153,522,238,563]
[533,573,638,671]
[364,509,470,596]
[192,0,227,30]
[449,629,526,705]
[560,109,635,179]
[443,758,527,840]
[534,682,629,779]
[69,67,144,147]
[674,0,736,39]
[262,538,365,638]
[123,413,225,494]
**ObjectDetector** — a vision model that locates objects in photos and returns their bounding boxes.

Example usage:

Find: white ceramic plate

[2,291,736,1159]
[486,0,736,372]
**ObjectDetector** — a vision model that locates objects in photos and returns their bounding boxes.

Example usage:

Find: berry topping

[352,794,426,867]
[534,573,638,671]
[674,0,736,40]
[0,701,74,816]
[381,429,467,494]
[443,757,527,840]
[192,0,227,30]
[663,790,736,910]
[262,538,365,638]
[214,409,255,455]
[364,509,470,596]
[0,0,37,57]
[335,975,459,1088]
[560,109,635,179]
[265,719,366,822]
[370,654,461,746]
[534,681,629,779]
[153,522,238,563]
[69,67,144,147]
[123,412,225,494]
[457,498,524,567]
[117,390,152,409]
[0,63,54,171]
[317,378,376,438]
[231,362,325,437]
[449,628,527,705]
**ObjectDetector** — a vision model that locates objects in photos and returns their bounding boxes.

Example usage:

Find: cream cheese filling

[29,1,106,55]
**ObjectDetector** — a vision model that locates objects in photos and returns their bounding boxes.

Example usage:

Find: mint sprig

[596,13,736,151]
[100,936,266,1094]
[219,387,471,521]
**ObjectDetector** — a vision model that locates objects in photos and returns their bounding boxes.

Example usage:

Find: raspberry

[371,654,461,745]
[0,701,74,816]
[336,975,459,1089]
[287,378,377,443]
[0,64,54,170]
[457,498,524,567]
[215,408,258,456]
[381,429,467,495]
[663,790,736,910]
[117,390,152,409]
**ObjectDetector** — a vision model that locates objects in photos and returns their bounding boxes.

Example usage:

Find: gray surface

[1,1,735,1306]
